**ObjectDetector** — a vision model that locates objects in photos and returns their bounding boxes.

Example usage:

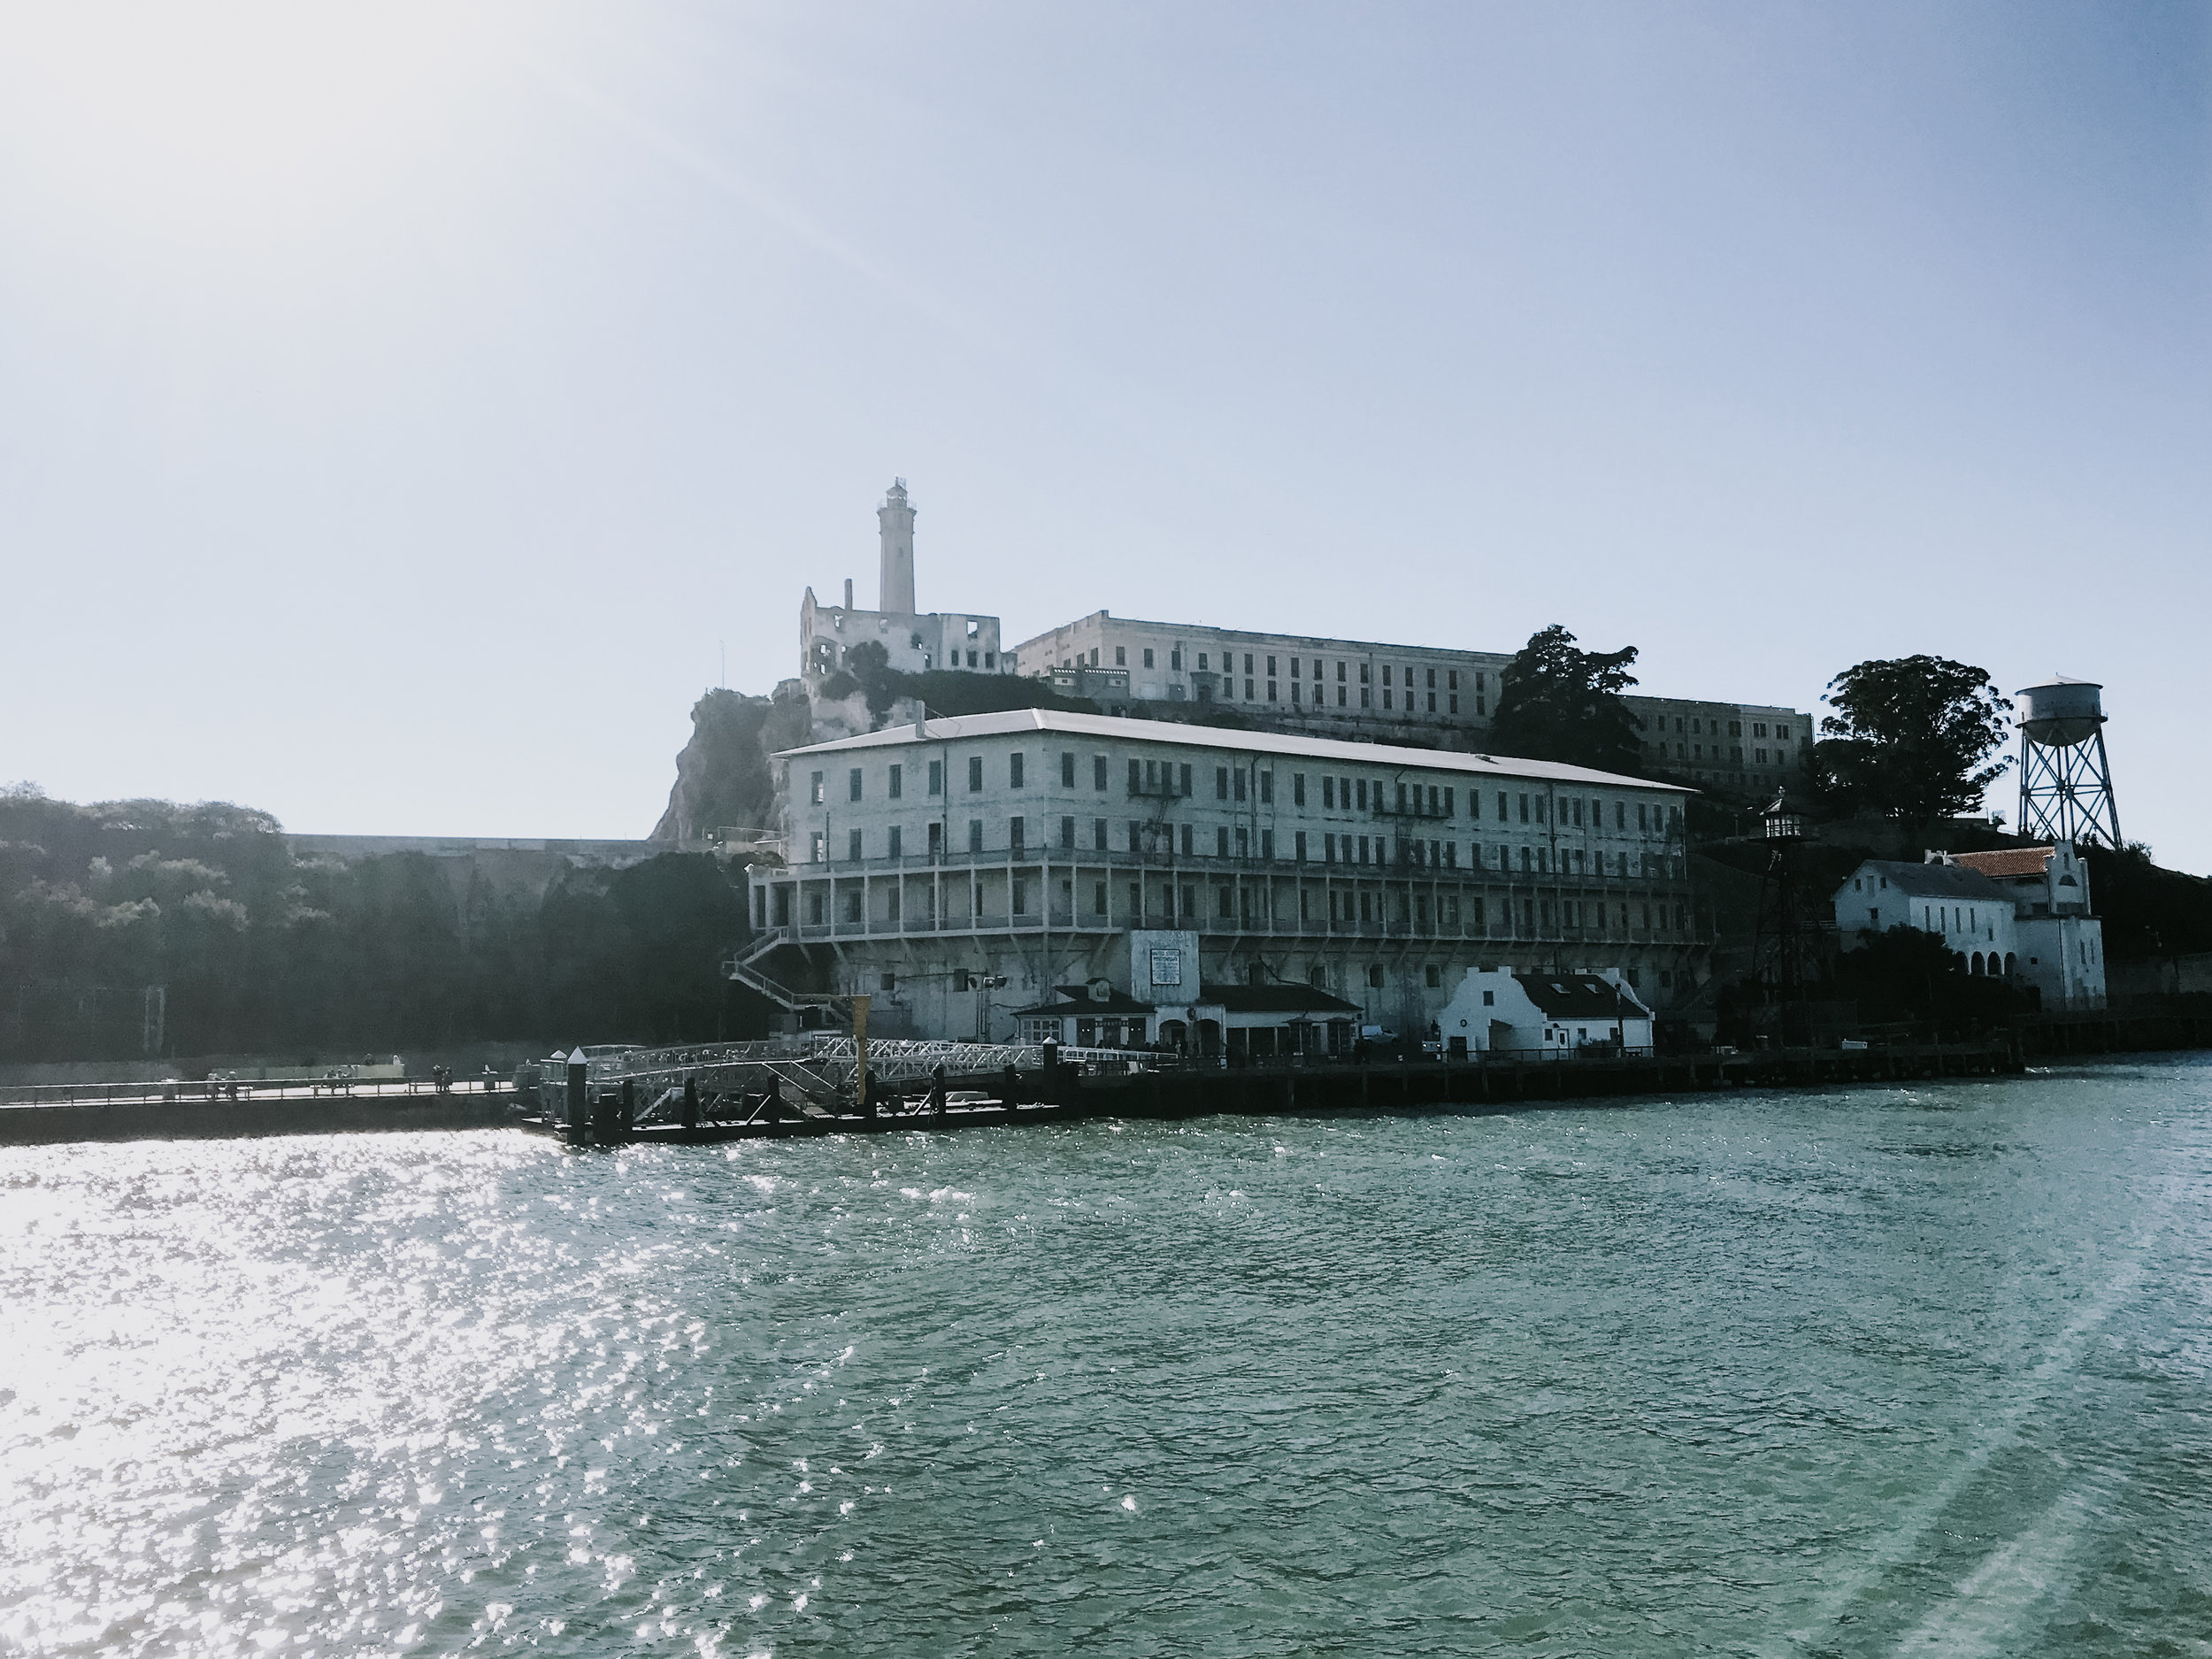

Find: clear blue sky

[4,4,2206,866]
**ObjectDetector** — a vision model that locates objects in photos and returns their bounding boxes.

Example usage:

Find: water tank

[2015,680,2104,748]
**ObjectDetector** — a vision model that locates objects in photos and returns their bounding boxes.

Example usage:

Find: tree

[841,640,902,721]
[1486,626,1642,774]
[1813,656,2010,821]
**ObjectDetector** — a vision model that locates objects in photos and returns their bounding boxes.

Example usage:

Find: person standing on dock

[927,1064,948,1119]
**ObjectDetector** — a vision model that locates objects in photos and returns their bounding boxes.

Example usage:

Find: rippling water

[4,1057,2210,1656]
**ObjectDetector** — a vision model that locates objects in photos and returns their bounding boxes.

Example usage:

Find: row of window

[809,757,1683,833]
[1077,643,1488,692]
[773,878,1692,938]
[1650,741,1796,765]
[1640,713,1802,741]
[805,818,1683,876]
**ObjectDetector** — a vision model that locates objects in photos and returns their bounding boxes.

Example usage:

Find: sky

[3,2,2207,866]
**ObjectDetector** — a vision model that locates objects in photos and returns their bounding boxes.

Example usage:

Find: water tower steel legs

[2017,726,2123,849]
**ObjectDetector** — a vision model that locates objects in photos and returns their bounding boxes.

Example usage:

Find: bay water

[4,1056,2209,1655]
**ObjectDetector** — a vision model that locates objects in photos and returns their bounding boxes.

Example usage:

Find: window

[1012,879,1028,914]
[810,832,826,864]
[1323,776,1334,809]
[888,764,902,800]
[1356,779,1367,810]
[1062,751,1076,787]
[1368,964,1386,988]
[1010,752,1024,788]
[927,822,942,857]
[1259,771,1274,803]
[968,820,984,853]
[1010,817,1025,852]
[810,771,825,805]
[1094,756,1109,791]
[1129,757,1142,794]
[1197,653,1209,671]
[848,828,863,861]
[887,826,902,859]
[1142,648,1154,668]
[1060,815,1075,849]
[1171,649,1181,670]
[1094,818,1109,851]
[1261,829,1274,859]
[1217,826,1230,857]
[1244,653,1254,673]
[928,761,943,796]
[1518,793,1530,823]
[1179,763,1192,795]
[849,767,863,802]
[1294,831,1307,861]
[1216,766,1230,801]
[1116,646,1126,666]
[1235,827,1249,858]
[1180,825,1193,856]
[1425,964,1442,988]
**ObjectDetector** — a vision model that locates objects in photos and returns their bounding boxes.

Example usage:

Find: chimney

[844,577,854,611]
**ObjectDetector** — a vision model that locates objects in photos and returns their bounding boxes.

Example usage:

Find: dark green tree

[841,640,902,721]
[1486,626,1642,774]
[1813,656,2010,821]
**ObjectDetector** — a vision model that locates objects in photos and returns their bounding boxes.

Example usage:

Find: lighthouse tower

[878,479,916,615]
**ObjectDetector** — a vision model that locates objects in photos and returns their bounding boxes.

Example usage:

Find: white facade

[1435,968,1656,1059]
[1832,847,2107,1009]
[741,710,1702,1043]
[1008,609,1807,794]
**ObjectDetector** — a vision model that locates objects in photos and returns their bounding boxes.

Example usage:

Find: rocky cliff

[649,680,923,844]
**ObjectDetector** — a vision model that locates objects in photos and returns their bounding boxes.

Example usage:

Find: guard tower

[2014,678,2122,849]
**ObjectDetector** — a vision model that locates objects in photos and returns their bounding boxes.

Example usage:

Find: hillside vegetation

[0,788,753,1064]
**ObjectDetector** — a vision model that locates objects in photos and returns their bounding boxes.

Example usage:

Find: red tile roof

[1951,848,2055,879]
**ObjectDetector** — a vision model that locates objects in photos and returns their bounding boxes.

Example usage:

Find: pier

[511,1033,2039,1146]
[5,1007,2203,1148]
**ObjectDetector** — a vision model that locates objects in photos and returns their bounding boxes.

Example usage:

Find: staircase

[721,928,849,1017]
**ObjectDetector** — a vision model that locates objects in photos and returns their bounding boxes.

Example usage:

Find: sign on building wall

[1150,948,1181,987]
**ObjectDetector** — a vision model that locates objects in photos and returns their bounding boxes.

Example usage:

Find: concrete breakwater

[0,1088,520,1147]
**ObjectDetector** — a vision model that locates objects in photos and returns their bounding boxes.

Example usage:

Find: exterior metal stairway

[720,928,849,1018]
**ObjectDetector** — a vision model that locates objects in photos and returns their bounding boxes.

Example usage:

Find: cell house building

[733,710,1700,1054]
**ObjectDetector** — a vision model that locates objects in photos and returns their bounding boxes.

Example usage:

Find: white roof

[773,709,1691,794]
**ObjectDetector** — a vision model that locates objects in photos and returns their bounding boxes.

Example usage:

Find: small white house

[1436,968,1655,1060]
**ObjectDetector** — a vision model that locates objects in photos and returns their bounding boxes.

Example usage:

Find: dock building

[732,710,1700,1052]
[1008,610,1809,795]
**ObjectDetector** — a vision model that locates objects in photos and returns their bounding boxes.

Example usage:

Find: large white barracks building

[735,709,1699,1053]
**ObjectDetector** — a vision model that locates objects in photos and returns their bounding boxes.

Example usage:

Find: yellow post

[851,994,872,1110]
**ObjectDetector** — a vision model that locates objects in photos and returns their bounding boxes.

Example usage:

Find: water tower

[2015,678,2122,849]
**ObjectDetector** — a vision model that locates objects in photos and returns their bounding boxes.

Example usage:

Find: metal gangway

[534,1036,1055,1125]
